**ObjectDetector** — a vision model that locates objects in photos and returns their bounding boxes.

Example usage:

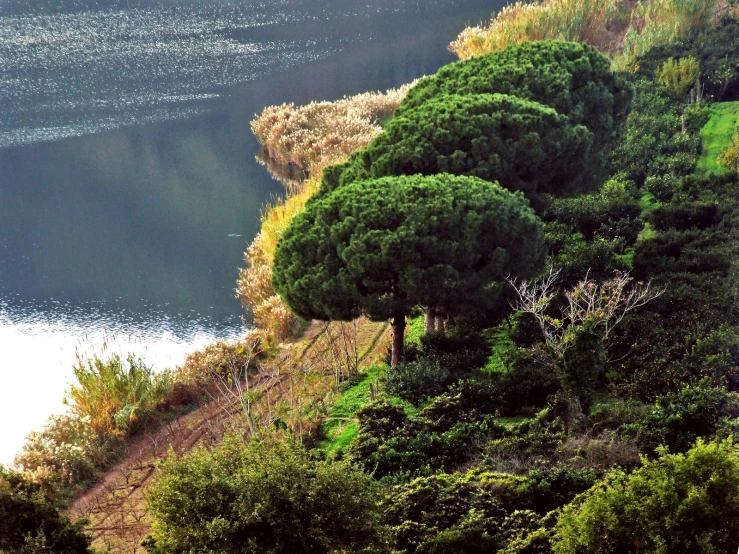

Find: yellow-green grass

[317,364,386,453]
[698,101,739,174]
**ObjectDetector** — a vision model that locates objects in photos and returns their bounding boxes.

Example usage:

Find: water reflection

[0,0,500,463]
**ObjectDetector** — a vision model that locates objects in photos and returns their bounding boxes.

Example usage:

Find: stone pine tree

[322,93,594,204]
[272,174,546,366]
[395,40,633,156]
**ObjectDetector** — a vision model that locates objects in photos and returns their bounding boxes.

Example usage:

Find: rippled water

[0,0,499,464]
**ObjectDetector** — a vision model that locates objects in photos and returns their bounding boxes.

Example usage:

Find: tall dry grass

[251,83,414,175]
[241,84,415,341]
[237,179,322,340]
[65,354,171,438]
[449,0,735,69]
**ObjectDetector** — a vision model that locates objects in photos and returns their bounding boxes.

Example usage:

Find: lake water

[0,0,500,464]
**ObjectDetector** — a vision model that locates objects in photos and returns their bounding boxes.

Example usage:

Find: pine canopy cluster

[272,40,631,364]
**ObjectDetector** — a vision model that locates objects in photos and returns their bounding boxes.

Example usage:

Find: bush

[144,438,383,554]
[382,470,524,552]
[13,413,118,500]
[554,439,739,554]
[517,467,598,515]
[66,354,171,438]
[0,466,91,553]
[420,330,491,375]
[384,358,450,406]
[397,41,632,170]
[544,177,641,242]
[627,379,739,455]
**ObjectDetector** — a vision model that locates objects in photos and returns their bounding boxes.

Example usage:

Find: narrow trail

[66,318,392,553]
[68,371,284,553]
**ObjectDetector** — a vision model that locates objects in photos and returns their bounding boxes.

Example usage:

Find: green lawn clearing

[697,101,739,174]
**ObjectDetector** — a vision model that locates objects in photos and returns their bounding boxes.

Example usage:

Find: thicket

[554,439,739,553]
[144,438,383,554]
[0,466,92,553]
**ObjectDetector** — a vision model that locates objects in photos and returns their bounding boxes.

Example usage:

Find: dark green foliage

[385,358,450,406]
[491,362,561,417]
[643,174,678,202]
[382,470,523,553]
[554,439,739,554]
[419,330,491,375]
[633,17,739,101]
[350,409,504,480]
[609,79,706,186]
[381,466,592,553]
[0,467,91,553]
[517,467,598,515]
[548,233,627,286]
[614,172,739,398]
[627,379,739,455]
[397,40,632,156]
[324,94,593,202]
[646,200,720,231]
[144,439,382,554]
[544,178,641,243]
[273,174,546,322]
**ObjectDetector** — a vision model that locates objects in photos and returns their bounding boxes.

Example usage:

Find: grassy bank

[697,100,739,172]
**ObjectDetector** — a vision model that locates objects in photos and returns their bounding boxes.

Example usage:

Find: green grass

[639,192,662,215]
[697,101,739,174]
[317,364,386,453]
[405,315,426,346]
[496,416,533,429]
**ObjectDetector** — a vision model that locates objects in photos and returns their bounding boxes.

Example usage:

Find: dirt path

[68,371,283,553]
[66,318,391,553]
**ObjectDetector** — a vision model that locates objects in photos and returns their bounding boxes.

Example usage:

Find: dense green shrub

[554,439,739,553]
[544,178,641,242]
[608,79,705,185]
[492,362,560,417]
[419,330,491,375]
[646,200,720,232]
[481,413,567,471]
[144,438,383,554]
[383,471,523,553]
[0,467,91,553]
[382,466,593,553]
[325,93,594,203]
[385,358,450,406]
[517,467,598,515]
[396,40,633,156]
[627,379,739,455]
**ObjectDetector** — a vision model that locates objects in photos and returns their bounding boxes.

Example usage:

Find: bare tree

[508,269,664,366]
[507,269,664,418]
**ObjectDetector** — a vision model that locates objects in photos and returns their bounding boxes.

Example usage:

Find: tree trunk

[391,315,406,367]
[424,306,435,334]
[434,310,445,331]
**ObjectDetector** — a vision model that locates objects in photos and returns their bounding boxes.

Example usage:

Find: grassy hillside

[697,100,739,173]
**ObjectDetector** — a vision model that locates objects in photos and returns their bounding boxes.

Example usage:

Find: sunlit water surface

[0,0,500,464]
